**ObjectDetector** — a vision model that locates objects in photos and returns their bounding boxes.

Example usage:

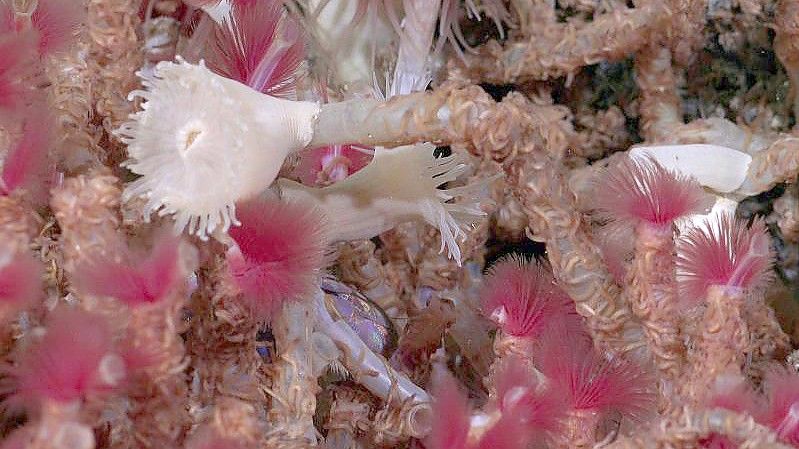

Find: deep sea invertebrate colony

[0,1,799,449]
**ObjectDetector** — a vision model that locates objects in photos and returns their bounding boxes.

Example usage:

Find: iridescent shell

[320,278,397,358]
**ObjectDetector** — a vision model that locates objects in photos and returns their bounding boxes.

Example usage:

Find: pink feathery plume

[8,308,122,406]
[427,367,471,449]
[30,0,84,55]
[74,232,182,307]
[227,196,327,322]
[0,31,37,118]
[205,0,304,97]
[480,256,577,339]
[493,356,565,436]
[676,213,774,303]
[594,155,710,229]
[700,374,760,449]
[1,107,55,204]
[0,250,43,316]
[428,361,545,449]
[475,411,530,449]
[537,329,656,422]
[760,367,799,445]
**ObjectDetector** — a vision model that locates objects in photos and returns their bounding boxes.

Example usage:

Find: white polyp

[630,144,751,194]
[117,59,320,240]
[278,144,490,265]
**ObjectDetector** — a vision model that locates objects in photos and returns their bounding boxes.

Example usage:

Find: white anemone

[117,59,319,239]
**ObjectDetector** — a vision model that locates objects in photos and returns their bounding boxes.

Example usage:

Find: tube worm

[773,184,799,242]
[508,147,638,356]
[336,240,405,332]
[86,0,144,164]
[184,256,270,420]
[50,170,123,272]
[594,156,710,399]
[0,194,39,255]
[44,35,103,172]
[677,214,774,402]
[735,134,799,196]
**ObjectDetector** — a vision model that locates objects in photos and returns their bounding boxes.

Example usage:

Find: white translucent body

[630,144,752,194]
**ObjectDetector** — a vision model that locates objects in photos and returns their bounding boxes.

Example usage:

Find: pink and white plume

[74,232,183,307]
[427,367,471,449]
[0,0,83,55]
[537,329,656,422]
[480,256,577,339]
[676,213,774,303]
[760,367,799,445]
[492,356,565,436]
[427,362,541,449]
[594,155,710,229]
[226,196,327,321]
[28,0,85,55]
[0,250,43,318]
[7,309,123,406]
[706,374,760,415]
[1,107,55,205]
[204,0,304,97]
[0,31,37,120]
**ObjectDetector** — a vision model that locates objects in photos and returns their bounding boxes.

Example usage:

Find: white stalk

[389,0,442,97]
[313,292,432,436]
